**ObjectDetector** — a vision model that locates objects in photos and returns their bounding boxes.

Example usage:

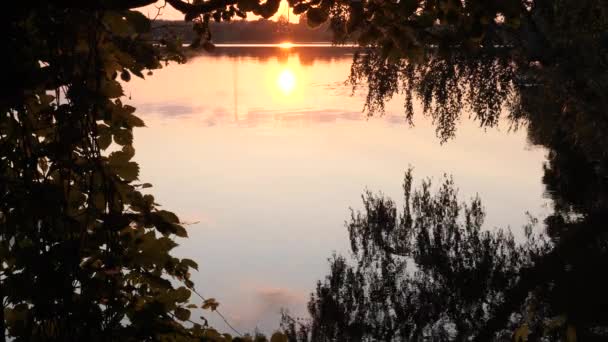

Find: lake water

[124,44,549,334]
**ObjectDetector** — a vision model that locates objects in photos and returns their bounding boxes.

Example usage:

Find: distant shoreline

[152,19,338,44]
[212,43,356,47]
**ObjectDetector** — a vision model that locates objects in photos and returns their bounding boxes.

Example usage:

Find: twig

[188,286,243,337]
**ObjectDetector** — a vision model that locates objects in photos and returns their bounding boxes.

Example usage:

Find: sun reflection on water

[277,69,296,94]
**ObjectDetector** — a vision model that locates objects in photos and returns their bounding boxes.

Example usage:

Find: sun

[278,42,294,49]
[277,69,296,94]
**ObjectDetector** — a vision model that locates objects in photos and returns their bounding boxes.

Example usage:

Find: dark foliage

[0,1,289,341]
[151,19,334,43]
[280,0,608,341]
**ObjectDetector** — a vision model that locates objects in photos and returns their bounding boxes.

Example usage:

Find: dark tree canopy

[278,1,608,341]
[283,170,608,341]
[0,1,291,341]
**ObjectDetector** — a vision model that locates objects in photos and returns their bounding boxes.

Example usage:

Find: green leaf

[398,0,419,16]
[127,114,146,127]
[124,10,151,33]
[173,224,188,238]
[39,157,48,173]
[120,69,131,82]
[110,161,139,182]
[182,258,199,271]
[100,79,124,98]
[174,286,191,302]
[202,298,219,311]
[513,324,529,342]
[293,3,309,15]
[113,129,133,146]
[157,210,179,223]
[108,145,135,164]
[237,0,257,11]
[567,325,577,342]
[92,192,106,212]
[306,7,329,28]
[103,13,134,37]
[174,307,191,321]
[97,125,112,150]
[203,329,223,340]
[270,332,288,342]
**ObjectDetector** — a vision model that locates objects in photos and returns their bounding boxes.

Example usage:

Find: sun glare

[277,69,296,94]
[279,42,294,49]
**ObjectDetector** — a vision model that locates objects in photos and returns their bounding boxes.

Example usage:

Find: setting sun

[278,42,294,49]
[277,69,296,94]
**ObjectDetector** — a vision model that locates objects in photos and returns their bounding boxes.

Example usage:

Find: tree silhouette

[283,171,560,341]
[280,1,608,340]
[0,1,289,341]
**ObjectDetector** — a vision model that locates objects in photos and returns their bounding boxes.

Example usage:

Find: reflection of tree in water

[283,170,550,341]
[282,1,608,341]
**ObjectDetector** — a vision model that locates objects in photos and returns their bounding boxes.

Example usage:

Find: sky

[138,0,300,22]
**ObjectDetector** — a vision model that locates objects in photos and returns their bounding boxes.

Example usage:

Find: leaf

[157,210,179,224]
[110,161,139,182]
[141,183,153,188]
[97,125,112,150]
[39,157,48,173]
[126,113,145,127]
[124,10,151,33]
[202,298,219,311]
[293,3,309,15]
[203,329,223,340]
[120,69,131,82]
[5,304,29,329]
[398,0,419,16]
[103,13,134,37]
[182,258,199,271]
[174,286,191,302]
[113,129,133,146]
[235,10,246,19]
[174,307,191,321]
[513,324,529,342]
[186,304,198,308]
[306,7,329,28]
[39,94,55,106]
[152,210,187,237]
[270,332,288,342]
[237,0,257,11]
[100,79,124,98]
[566,324,577,342]
[108,145,135,164]
[92,192,106,212]
[173,224,188,238]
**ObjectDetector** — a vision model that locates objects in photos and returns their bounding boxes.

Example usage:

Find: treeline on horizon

[152,18,334,43]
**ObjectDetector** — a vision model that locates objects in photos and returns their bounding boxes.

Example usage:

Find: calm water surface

[124,44,548,334]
